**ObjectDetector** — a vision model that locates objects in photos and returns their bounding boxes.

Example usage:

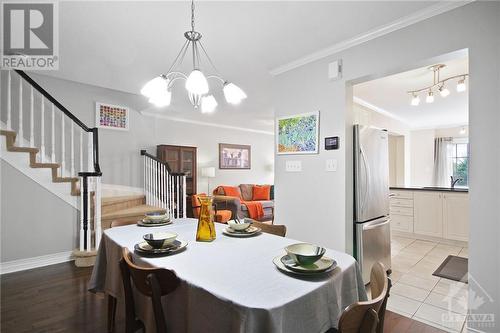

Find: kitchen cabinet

[443,193,469,241]
[414,191,443,238]
[390,190,414,233]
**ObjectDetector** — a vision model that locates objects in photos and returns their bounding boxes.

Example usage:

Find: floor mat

[432,255,468,283]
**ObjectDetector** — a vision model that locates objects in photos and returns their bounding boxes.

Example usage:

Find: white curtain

[433,137,452,187]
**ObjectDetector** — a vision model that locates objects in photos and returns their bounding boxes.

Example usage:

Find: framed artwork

[96,102,129,131]
[219,143,251,169]
[276,111,320,154]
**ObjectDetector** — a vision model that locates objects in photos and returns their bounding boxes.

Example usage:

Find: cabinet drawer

[390,190,413,199]
[391,215,414,232]
[390,206,413,216]
[390,198,413,208]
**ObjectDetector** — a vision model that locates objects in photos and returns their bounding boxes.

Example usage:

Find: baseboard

[0,251,74,275]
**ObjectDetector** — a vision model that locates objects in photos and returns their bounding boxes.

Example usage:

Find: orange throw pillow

[252,185,270,201]
[221,186,241,198]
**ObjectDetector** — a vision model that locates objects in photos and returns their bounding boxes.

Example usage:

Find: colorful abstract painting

[95,102,129,131]
[276,111,319,154]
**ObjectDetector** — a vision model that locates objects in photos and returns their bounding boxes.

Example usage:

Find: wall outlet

[325,159,337,172]
[285,160,302,172]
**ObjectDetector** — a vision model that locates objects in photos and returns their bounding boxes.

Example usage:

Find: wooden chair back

[250,220,287,237]
[120,247,181,333]
[337,262,389,333]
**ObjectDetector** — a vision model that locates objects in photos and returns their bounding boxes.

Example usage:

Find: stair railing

[140,150,187,219]
[1,69,102,253]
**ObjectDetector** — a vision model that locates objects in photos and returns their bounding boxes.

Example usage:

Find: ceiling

[39,1,441,132]
[354,56,469,129]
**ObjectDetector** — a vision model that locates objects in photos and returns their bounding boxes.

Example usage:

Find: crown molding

[353,97,411,126]
[140,111,274,136]
[270,1,474,76]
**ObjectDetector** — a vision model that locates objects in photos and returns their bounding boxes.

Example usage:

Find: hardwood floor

[1,262,445,333]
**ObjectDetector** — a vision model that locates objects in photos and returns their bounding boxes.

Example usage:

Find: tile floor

[388,235,469,333]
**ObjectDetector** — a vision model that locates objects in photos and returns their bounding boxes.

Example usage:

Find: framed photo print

[219,143,251,169]
[96,102,129,131]
[276,111,320,154]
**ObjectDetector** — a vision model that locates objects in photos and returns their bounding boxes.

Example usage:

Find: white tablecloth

[89,218,366,333]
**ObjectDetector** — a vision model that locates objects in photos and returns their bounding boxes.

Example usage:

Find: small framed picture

[276,111,320,154]
[96,102,129,131]
[219,143,251,169]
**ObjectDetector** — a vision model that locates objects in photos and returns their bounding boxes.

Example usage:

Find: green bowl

[285,243,326,266]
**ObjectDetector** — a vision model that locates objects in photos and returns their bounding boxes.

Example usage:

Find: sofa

[213,184,274,223]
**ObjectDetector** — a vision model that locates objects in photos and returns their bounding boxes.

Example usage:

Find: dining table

[89,218,367,333]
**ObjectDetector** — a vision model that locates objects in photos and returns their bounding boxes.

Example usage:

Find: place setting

[222,218,262,237]
[137,212,172,227]
[134,232,188,256]
[273,243,337,277]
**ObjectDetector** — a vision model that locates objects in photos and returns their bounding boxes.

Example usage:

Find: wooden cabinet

[414,191,443,238]
[157,145,197,217]
[390,190,414,233]
[443,193,469,242]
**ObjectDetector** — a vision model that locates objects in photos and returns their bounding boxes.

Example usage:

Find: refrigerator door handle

[360,147,370,213]
[364,217,390,230]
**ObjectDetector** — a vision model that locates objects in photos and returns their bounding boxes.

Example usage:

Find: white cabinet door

[443,193,469,242]
[414,191,443,238]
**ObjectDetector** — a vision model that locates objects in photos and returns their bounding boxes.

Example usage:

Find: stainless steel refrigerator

[353,124,391,284]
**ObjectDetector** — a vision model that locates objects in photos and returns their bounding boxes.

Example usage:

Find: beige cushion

[239,184,254,201]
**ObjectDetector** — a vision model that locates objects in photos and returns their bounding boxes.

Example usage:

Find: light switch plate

[328,59,342,80]
[286,160,302,172]
[325,159,337,172]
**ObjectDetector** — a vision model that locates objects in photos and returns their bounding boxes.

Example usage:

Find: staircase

[101,195,166,229]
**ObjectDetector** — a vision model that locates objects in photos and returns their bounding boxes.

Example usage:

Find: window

[447,138,469,187]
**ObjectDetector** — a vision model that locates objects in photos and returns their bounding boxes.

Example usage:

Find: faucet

[450,176,462,188]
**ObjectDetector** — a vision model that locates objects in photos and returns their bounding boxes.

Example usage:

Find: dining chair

[119,247,181,333]
[329,262,389,333]
[192,193,233,223]
[249,220,287,237]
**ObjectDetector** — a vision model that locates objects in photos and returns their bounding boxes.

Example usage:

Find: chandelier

[408,64,468,106]
[140,0,247,113]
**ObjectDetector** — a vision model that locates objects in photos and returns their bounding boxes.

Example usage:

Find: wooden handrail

[140,149,185,176]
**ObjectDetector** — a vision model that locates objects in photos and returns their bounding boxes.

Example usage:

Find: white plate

[134,239,187,255]
[280,254,336,273]
[222,226,261,237]
[273,254,337,276]
[141,218,170,224]
[137,220,172,227]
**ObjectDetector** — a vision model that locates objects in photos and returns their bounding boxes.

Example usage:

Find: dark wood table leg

[107,294,117,333]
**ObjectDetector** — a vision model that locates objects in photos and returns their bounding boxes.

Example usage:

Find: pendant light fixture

[408,64,468,106]
[141,0,247,111]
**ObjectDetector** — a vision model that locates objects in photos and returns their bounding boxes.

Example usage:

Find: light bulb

[426,91,434,103]
[201,95,217,113]
[459,127,467,135]
[148,90,171,107]
[223,82,247,104]
[457,78,466,92]
[410,94,420,106]
[141,76,169,98]
[185,69,209,95]
[439,86,450,97]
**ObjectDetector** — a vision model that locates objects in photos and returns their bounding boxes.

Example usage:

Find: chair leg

[107,294,117,333]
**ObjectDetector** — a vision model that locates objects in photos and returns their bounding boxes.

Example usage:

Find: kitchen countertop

[390,186,468,193]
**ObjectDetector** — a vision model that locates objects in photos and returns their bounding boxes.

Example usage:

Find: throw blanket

[241,201,264,220]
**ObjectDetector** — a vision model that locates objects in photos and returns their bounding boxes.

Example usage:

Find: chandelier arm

[198,40,222,78]
[165,39,190,74]
[407,73,469,94]
[168,76,188,88]
[206,75,225,85]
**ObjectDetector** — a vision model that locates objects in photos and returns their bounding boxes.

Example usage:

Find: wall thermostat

[325,136,339,150]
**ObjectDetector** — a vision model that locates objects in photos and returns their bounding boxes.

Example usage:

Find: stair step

[101,204,166,229]
[31,162,60,169]
[53,177,79,183]
[8,146,39,153]
[0,130,16,137]
[102,195,146,215]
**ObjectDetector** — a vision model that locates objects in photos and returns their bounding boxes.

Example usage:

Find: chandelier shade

[140,0,246,113]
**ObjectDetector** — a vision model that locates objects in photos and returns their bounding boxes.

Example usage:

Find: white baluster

[87,132,93,172]
[18,78,23,147]
[183,175,187,218]
[7,71,11,130]
[146,158,150,205]
[79,176,84,251]
[170,172,174,218]
[79,129,83,172]
[143,156,146,204]
[61,113,65,177]
[165,168,170,216]
[51,104,55,163]
[70,122,74,176]
[161,165,165,209]
[95,177,102,248]
[176,175,180,219]
[155,161,159,207]
[40,96,45,163]
[86,178,92,251]
[29,87,34,146]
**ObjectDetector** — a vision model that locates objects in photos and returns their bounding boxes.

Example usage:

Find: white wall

[409,129,435,186]
[28,74,274,192]
[272,3,499,329]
